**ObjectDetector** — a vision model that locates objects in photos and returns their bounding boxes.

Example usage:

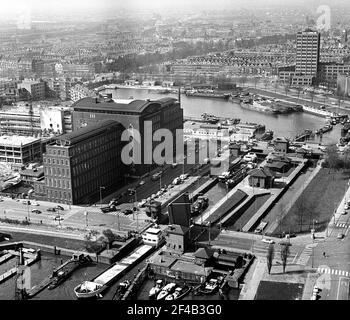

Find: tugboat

[48,270,68,290]
[112,280,131,300]
[149,279,164,299]
[156,282,176,300]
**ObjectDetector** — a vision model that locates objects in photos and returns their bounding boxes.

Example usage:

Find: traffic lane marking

[337,277,349,300]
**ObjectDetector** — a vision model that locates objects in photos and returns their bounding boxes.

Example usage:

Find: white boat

[74,281,105,299]
[302,105,336,118]
[165,286,191,300]
[156,283,176,300]
[149,279,163,299]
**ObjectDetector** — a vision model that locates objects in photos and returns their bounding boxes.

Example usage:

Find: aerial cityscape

[0,0,349,306]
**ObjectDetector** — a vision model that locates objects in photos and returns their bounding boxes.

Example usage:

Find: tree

[239,76,248,88]
[102,229,115,247]
[280,243,290,273]
[263,78,269,90]
[266,244,275,274]
[325,144,341,172]
[284,84,290,96]
[252,76,260,89]
[309,90,315,102]
[296,86,303,100]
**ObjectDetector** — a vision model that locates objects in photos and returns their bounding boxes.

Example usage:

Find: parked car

[55,205,64,211]
[22,200,31,205]
[31,209,42,214]
[341,211,348,215]
[101,206,117,213]
[261,238,275,244]
[139,180,145,186]
[53,216,64,221]
[47,208,57,212]
[344,204,350,210]
[337,233,345,239]
[128,188,136,196]
[123,209,133,215]
[138,199,147,208]
[151,193,157,200]
[156,191,163,197]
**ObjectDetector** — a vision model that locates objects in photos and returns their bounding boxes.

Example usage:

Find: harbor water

[108,87,346,145]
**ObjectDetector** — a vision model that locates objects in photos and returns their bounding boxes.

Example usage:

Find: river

[106,88,343,145]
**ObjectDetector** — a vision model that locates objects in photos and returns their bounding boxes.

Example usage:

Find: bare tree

[240,76,248,88]
[309,90,315,102]
[280,243,290,273]
[252,76,260,89]
[296,86,303,100]
[284,84,290,96]
[325,144,341,172]
[263,78,269,90]
[266,244,275,274]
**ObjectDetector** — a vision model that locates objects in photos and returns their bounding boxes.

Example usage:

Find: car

[285,233,296,239]
[172,177,181,185]
[22,200,31,205]
[337,233,345,239]
[101,206,116,213]
[168,184,174,189]
[146,197,152,202]
[123,209,133,215]
[344,204,350,210]
[261,238,275,244]
[156,191,163,197]
[47,208,57,212]
[53,216,64,221]
[341,211,348,215]
[127,188,136,196]
[139,180,145,186]
[138,199,147,208]
[171,163,178,168]
[31,209,42,214]
[55,205,64,211]
[151,193,157,200]
[32,201,40,206]
[180,174,189,181]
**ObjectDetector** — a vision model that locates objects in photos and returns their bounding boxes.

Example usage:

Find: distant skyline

[0,0,349,22]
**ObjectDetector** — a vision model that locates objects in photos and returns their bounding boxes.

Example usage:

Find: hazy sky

[0,0,349,20]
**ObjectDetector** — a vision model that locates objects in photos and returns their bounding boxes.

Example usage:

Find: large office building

[295,29,320,76]
[42,120,124,205]
[71,95,183,176]
[294,29,320,85]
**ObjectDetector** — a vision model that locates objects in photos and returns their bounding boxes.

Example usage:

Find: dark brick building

[42,120,124,205]
[71,95,183,176]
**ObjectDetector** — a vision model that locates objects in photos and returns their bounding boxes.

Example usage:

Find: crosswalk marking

[296,243,317,266]
[336,223,348,228]
[317,267,349,277]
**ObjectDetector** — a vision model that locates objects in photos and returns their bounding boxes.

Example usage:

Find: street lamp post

[27,202,30,221]
[99,186,105,208]
[84,211,88,227]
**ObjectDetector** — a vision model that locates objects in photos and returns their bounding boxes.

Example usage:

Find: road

[309,182,350,300]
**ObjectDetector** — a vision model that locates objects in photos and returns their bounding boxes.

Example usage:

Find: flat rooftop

[170,260,207,276]
[0,135,41,147]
